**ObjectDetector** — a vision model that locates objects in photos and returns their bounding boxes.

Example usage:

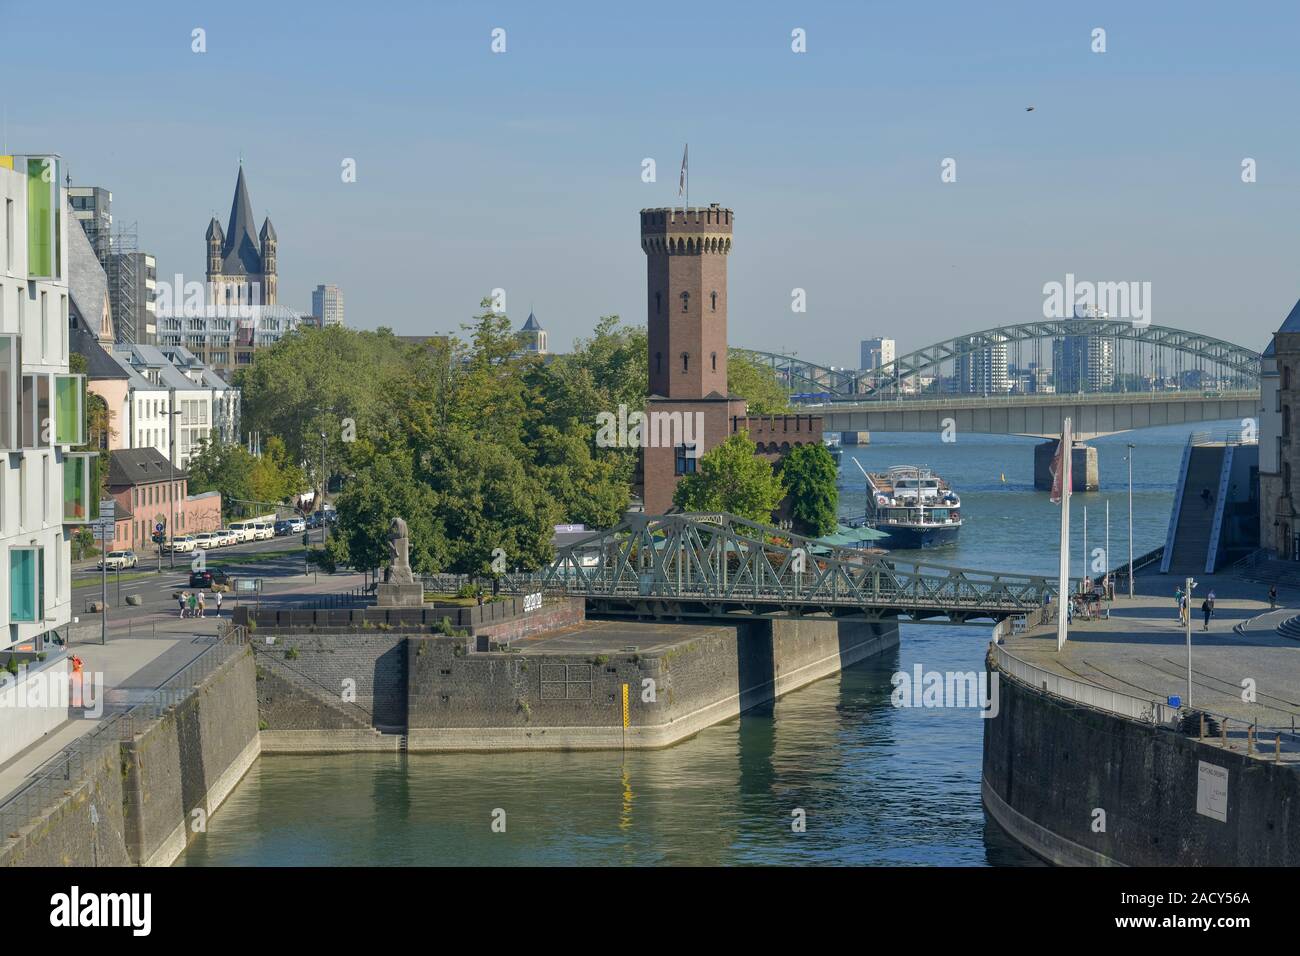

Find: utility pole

[1185,575,1197,707]
[100,519,108,645]
[320,431,328,547]
[1127,444,1135,600]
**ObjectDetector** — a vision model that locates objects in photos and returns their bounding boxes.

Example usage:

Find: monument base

[376,583,423,607]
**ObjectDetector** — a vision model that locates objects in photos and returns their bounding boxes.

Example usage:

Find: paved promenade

[1001,564,1300,761]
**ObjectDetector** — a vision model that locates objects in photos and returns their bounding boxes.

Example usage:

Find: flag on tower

[678,144,688,201]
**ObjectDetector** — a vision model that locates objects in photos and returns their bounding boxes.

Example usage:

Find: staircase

[1164,445,1227,576]
[1280,615,1300,641]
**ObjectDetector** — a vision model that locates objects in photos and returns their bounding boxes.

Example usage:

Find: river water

[179,424,1208,866]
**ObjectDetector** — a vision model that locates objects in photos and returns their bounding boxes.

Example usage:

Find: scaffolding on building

[107,222,140,344]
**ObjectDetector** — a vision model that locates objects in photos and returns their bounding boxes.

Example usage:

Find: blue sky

[4,0,1299,360]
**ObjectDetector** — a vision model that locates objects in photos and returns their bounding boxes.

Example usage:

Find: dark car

[306,513,321,529]
[274,520,293,536]
[189,568,230,589]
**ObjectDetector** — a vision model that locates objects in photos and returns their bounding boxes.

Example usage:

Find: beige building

[1260,300,1300,562]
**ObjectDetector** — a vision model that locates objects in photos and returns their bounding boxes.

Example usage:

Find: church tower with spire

[205,165,277,307]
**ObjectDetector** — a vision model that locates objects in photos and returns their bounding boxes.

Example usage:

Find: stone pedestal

[841,431,870,446]
[1034,439,1099,492]
[376,583,423,607]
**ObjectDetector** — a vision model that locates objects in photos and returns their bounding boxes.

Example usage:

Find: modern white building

[155,302,304,382]
[0,154,92,657]
[312,284,344,327]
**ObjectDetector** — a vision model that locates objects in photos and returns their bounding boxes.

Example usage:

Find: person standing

[1207,590,1216,617]
[213,589,223,617]
[1270,584,1278,610]
[178,591,188,618]
[188,592,197,618]
[197,592,206,619]
[1180,592,1189,627]
[1201,597,1212,631]
[1175,587,1184,620]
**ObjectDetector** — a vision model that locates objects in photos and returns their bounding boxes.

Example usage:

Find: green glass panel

[55,375,83,445]
[9,549,36,623]
[26,158,57,278]
[63,455,89,522]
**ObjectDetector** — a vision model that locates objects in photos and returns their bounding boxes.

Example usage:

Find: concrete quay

[984,565,1300,866]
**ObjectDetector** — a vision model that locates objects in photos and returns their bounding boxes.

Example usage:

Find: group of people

[177,589,221,619]
[1174,586,1217,631]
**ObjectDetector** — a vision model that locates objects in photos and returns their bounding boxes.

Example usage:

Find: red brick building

[640,205,823,513]
[105,448,222,550]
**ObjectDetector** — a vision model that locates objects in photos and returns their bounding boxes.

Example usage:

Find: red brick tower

[641,205,746,513]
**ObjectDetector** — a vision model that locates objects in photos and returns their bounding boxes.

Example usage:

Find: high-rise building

[68,185,158,345]
[0,154,92,665]
[205,165,277,308]
[312,284,344,327]
[860,337,896,372]
[955,336,1009,394]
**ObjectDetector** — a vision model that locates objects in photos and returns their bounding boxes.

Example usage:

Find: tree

[727,352,791,415]
[328,446,442,574]
[779,444,839,536]
[188,438,304,519]
[672,430,785,523]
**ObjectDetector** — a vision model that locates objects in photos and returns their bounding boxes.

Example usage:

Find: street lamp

[320,431,328,546]
[168,402,184,570]
[1184,576,1197,706]
[1125,443,1135,600]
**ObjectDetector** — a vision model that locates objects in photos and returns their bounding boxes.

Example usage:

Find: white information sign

[1196,760,1229,822]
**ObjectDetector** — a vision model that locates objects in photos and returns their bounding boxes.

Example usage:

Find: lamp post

[1126,443,1135,600]
[1185,575,1197,706]
[320,431,328,546]
[169,405,183,570]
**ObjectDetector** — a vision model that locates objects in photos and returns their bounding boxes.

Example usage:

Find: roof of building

[521,311,543,332]
[106,343,237,394]
[66,199,114,343]
[70,323,129,380]
[1264,297,1300,357]
[220,166,263,276]
[107,448,186,487]
[259,217,276,242]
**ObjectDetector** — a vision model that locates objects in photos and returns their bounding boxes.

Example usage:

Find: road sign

[154,521,165,533]
[88,517,115,534]
[98,500,116,521]
[236,578,261,594]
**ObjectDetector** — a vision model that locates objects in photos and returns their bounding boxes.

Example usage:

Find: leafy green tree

[328,446,443,574]
[672,430,785,523]
[779,444,839,536]
[188,438,304,519]
[728,352,791,415]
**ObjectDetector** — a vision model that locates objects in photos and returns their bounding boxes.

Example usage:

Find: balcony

[62,453,97,524]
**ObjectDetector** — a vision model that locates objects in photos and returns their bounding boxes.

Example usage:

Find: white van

[227,522,255,543]
[253,522,274,540]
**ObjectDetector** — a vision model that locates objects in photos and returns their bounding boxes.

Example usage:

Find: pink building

[105,448,222,551]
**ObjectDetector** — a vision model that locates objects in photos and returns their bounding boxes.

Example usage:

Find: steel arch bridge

[733,320,1262,400]
[513,513,1066,624]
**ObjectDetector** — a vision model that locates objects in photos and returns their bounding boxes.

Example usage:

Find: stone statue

[384,517,415,584]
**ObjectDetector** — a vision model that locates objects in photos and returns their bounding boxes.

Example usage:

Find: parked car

[274,519,293,536]
[188,567,230,589]
[194,532,217,549]
[217,530,238,547]
[165,535,197,553]
[254,522,275,540]
[98,550,137,570]
[305,513,321,529]
[227,522,255,543]
[290,518,306,534]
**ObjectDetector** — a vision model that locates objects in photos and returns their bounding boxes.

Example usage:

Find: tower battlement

[640,206,733,255]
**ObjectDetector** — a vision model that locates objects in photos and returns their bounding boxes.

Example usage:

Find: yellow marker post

[621,682,629,750]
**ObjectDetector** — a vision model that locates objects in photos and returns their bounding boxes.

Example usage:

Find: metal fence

[0,626,249,846]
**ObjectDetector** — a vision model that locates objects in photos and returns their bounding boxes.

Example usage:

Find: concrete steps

[1167,446,1225,575]
[1280,616,1300,641]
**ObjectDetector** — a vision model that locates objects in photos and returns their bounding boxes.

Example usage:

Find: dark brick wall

[252,634,407,730]
[984,664,1300,865]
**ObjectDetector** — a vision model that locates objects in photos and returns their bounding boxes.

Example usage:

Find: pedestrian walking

[1201,597,1212,631]
[1175,587,1183,620]
[1270,584,1278,610]
[178,591,188,618]
[187,592,197,617]
[1180,593,1189,627]
[197,592,206,618]
[1207,590,1216,616]
[213,589,223,616]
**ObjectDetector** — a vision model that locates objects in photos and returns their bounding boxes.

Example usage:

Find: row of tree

[208,305,835,576]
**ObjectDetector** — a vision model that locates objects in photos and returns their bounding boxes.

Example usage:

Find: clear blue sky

[4,0,1299,360]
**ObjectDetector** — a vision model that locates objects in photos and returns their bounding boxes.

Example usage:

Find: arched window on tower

[680,291,690,313]
[1285,404,1292,438]
[711,291,717,312]
[681,352,689,373]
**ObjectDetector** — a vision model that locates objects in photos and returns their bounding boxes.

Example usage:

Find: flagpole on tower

[1052,418,1073,651]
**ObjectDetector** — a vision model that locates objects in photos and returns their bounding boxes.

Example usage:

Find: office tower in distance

[313,284,344,327]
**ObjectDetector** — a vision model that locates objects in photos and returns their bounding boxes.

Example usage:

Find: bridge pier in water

[1033,439,1099,492]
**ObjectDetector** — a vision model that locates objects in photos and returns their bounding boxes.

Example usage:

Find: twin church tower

[205,165,277,307]
[640,204,822,513]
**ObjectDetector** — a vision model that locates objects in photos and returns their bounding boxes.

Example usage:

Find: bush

[285,647,299,661]
[4,655,18,676]
[456,583,481,599]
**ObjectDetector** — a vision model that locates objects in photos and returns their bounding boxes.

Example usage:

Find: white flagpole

[1057,419,1073,651]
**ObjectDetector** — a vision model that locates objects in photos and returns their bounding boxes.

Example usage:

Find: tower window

[655,292,661,315]
[681,352,689,373]
[711,291,717,312]
[655,352,662,374]
[680,291,690,313]
[675,443,697,475]
[711,352,717,372]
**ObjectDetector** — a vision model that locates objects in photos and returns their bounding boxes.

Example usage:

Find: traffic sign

[98,500,116,521]
[154,521,165,533]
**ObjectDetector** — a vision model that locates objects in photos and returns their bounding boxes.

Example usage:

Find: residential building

[155,302,304,381]
[104,448,221,551]
[1260,298,1300,562]
[78,340,241,469]
[312,284,344,327]
[0,154,92,656]
[955,335,1009,395]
